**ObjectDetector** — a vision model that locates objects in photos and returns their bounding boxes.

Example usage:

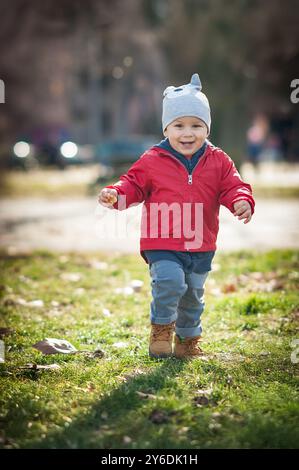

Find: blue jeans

[149,260,209,338]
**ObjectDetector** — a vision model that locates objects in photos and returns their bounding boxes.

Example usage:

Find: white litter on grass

[60,273,82,282]
[74,288,86,296]
[114,287,134,296]
[32,338,78,355]
[89,261,108,270]
[130,279,143,292]
[114,279,144,296]
[112,342,128,349]
[27,300,44,308]
[102,308,112,317]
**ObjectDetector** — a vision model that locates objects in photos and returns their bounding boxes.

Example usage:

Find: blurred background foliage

[0,0,298,169]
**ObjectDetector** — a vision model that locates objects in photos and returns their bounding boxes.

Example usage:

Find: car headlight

[13,141,31,158]
[60,141,78,158]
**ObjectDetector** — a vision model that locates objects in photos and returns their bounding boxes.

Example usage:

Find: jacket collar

[154,137,207,160]
[151,139,213,159]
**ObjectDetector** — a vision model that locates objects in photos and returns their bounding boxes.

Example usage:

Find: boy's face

[163,116,208,157]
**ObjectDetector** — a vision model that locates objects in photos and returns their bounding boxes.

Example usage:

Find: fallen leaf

[222,283,237,293]
[0,327,14,337]
[136,391,158,400]
[149,409,169,424]
[193,395,210,406]
[259,351,270,357]
[226,375,233,385]
[19,363,61,371]
[3,297,26,307]
[91,348,105,358]
[196,388,213,395]
[32,338,78,355]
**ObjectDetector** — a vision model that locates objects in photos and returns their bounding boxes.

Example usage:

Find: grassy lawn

[0,249,298,449]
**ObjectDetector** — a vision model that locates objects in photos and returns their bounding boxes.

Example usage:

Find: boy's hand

[98,188,118,208]
[233,200,252,224]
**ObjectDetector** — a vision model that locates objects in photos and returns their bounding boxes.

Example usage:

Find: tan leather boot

[174,334,204,359]
[149,322,175,358]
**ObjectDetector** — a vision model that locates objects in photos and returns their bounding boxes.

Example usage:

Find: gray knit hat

[162,73,211,133]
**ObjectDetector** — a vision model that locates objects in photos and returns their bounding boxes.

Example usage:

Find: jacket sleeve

[104,153,151,211]
[218,151,255,214]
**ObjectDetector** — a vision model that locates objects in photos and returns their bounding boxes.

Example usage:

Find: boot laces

[185,337,203,354]
[152,323,174,341]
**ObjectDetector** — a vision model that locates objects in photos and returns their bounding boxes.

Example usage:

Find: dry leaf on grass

[89,348,105,358]
[32,338,78,355]
[3,297,44,308]
[222,283,237,293]
[149,409,169,424]
[136,391,159,400]
[193,395,210,406]
[0,327,15,337]
[19,363,61,371]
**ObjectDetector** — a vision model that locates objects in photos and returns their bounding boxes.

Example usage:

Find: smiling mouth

[180,142,194,144]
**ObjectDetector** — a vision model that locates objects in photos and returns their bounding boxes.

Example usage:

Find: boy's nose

[182,129,193,136]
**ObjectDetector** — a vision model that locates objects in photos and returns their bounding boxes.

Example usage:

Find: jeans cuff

[150,312,177,325]
[175,325,202,338]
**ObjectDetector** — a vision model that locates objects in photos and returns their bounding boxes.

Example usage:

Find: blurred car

[11,126,95,169]
[94,135,159,174]
[12,137,95,169]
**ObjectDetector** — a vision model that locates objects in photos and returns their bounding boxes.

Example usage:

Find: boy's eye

[174,124,202,128]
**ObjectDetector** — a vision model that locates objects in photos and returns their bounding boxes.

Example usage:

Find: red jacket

[106,142,255,258]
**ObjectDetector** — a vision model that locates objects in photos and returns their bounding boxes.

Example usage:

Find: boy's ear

[163,127,168,137]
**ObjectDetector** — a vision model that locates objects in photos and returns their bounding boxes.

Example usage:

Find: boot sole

[149,349,172,359]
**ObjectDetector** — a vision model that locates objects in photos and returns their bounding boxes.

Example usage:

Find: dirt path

[0,197,298,254]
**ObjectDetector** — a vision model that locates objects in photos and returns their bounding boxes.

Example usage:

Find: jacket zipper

[163,152,204,185]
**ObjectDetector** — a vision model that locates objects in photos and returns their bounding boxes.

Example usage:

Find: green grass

[0,249,298,449]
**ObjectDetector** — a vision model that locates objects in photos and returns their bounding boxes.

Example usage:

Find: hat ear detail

[190,73,202,91]
[163,86,175,97]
